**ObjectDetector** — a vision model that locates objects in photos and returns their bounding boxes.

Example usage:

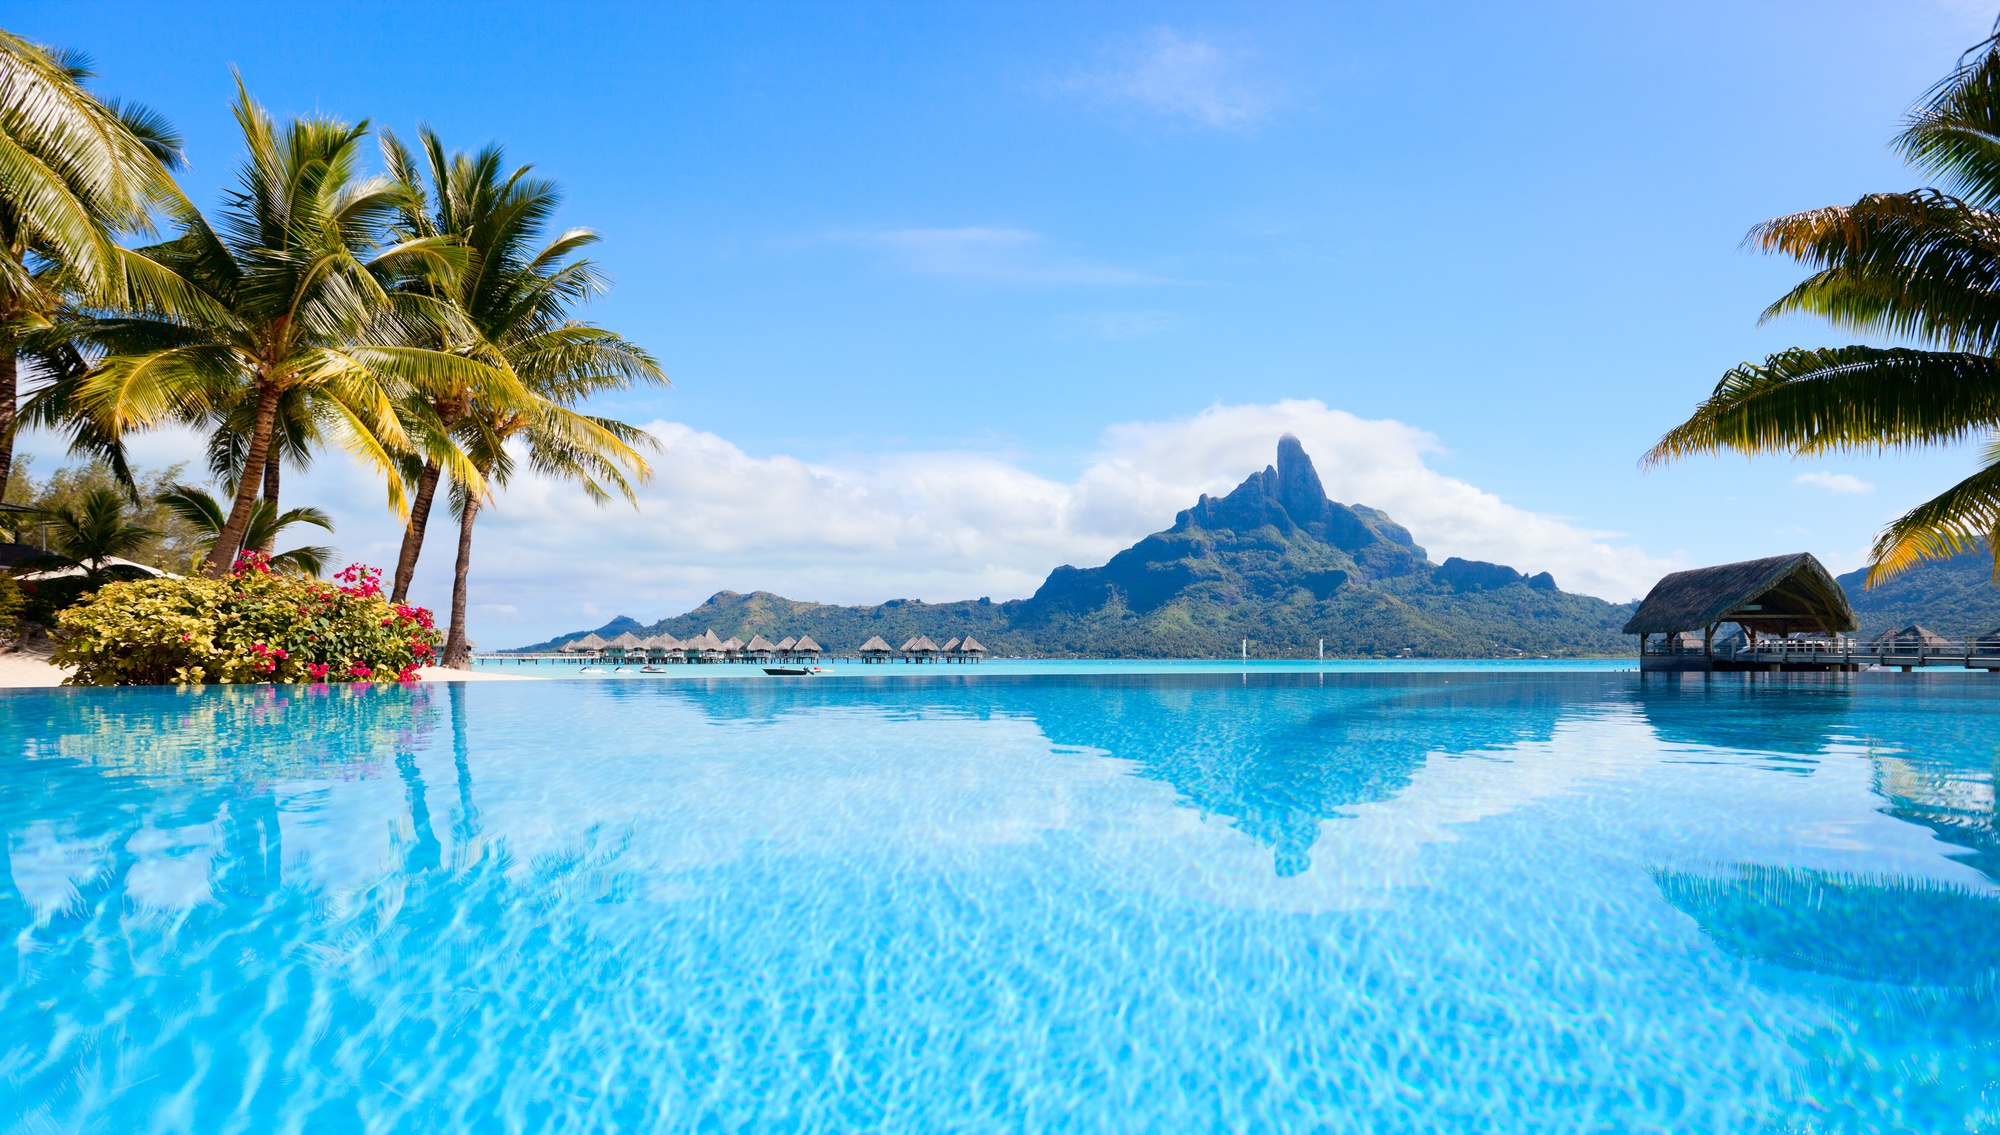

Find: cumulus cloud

[414,400,1671,643]
[833,227,1170,287]
[1794,470,1874,495]
[18,401,1676,646]
[1055,29,1275,130]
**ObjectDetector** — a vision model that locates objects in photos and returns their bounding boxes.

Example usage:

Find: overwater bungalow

[745,635,778,662]
[605,631,647,660]
[955,635,986,662]
[564,632,610,654]
[775,636,798,658]
[940,636,961,655]
[684,629,725,662]
[1871,625,1956,653]
[904,635,942,663]
[793,634,823,659]
[1625,553,1857,672]
[858,635,894,663]
[721,636,746,661]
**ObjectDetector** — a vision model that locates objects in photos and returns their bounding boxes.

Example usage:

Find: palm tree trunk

[391,460,443,603]
[258,454,280,552]
[0,340,16,502]
[205,383,281,578]
[441,490,479,668]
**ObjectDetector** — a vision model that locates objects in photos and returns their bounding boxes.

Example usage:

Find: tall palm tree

[17,484,156,587]
[440,387,656,667]
[1648,27,2000,582]
[379,127,663,605]
[62,81,525,578]
[0,30,189,498]
[156,483,334,575]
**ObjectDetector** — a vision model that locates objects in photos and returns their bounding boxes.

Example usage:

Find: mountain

[513,614,647,654]
[1837,545,2000,637]
[515,436,1639,658]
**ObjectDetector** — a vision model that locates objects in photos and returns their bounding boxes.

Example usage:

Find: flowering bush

[52,560,440,686]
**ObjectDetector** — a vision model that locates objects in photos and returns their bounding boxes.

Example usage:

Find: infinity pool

[4,672,1999,1131]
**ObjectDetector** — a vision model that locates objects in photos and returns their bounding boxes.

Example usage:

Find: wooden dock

[1641,637,2000,673]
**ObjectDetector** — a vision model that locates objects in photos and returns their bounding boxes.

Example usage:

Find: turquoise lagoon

[4,669,2000,1131]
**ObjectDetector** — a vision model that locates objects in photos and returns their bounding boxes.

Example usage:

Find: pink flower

[307,663,329,680]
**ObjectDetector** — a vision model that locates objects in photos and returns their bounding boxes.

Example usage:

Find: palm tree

[379,128,663,604]
[0,30,188,498]
[1648,27,2000,582]
[156,484,334,575]
[63,81,524,579]
[17,484,156,587]
[440,390,656,667]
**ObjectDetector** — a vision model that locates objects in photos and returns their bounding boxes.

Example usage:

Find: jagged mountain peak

[1170,437,1422,560]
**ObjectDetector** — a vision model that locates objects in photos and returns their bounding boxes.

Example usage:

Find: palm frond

[1645,346,2000,465]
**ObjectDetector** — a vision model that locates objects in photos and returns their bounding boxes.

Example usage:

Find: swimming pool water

[4,671,1999,1132]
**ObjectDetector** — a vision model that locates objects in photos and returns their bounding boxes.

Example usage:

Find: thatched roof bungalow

[1624,553,1855,644]
[776,636,797,653]
[956,635,986,659]
[745,634,778,660]
[904,635,942,662]
[858,635,893,662]
[563,633,609,653]
[792,634,822,656]
[1870,624,1956,652]
[940,637,961,653]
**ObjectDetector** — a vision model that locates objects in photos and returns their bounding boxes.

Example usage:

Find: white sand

[0,650,68,687]
[414,665,544,682]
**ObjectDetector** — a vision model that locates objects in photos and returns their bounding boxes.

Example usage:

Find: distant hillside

[513,436,1638,658]
[1838,545,2000,637]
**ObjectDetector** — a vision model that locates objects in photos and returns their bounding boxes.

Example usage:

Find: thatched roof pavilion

[792,635,822,655]
[746,635,778,657]
[940,636,962,652]
[564,633,609,652]
[607,631,646,651]
[958,636,986,656]
[905,635,941,661]
[1870,624,1956,651]
[1624,553,1856,641]
[858,636,893,660]
[776,636,797,652]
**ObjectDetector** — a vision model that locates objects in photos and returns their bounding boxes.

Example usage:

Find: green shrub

[0,574,21,634]
[53,557,441,686]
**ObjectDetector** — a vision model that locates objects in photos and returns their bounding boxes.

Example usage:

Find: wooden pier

[1641,636,2000,673]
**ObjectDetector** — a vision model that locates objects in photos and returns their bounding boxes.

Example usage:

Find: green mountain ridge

[515,436,1641,658]
[1836,545,2000,637]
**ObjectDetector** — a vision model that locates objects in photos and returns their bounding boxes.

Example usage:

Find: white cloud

[1794,470,1875,495]
[1056,29,1275,130]
[15,401,1676,647]
[833,227,1170,287]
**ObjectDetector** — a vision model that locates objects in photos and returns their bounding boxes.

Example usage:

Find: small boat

[763,666,823,676]
[641,665,668,673]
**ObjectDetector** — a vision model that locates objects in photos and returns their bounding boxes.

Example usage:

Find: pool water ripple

[2,672,1999,1131]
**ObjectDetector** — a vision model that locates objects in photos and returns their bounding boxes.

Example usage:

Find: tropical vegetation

[0,26,659,677]
[53,558,439,685]
[156,483,334,575]
[1648,27,2000,582]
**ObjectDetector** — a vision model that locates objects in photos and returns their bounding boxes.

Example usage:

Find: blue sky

[10,1,1995,643]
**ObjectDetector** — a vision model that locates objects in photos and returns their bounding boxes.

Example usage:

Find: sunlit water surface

[4,671,2000,1132]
